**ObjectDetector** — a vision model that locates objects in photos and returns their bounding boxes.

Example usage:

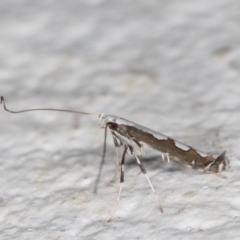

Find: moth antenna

[0,96,100,117]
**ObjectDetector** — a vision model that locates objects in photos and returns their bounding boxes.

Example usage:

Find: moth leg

[161,153,170,163]
[110,132,122,183]
[108,145,128,222]
[94,125,108,194]
[130,137,145,156]
[132,152,163,213]
[166,153,170,163]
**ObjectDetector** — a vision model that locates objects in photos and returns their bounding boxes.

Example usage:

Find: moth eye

[108,122,118,130]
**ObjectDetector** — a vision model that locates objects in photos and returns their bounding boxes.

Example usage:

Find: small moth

[0,96,229,221]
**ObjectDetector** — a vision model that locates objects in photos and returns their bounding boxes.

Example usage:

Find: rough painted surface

[1,0,240,239]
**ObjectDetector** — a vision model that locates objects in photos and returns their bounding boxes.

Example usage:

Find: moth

[0,96,229,221]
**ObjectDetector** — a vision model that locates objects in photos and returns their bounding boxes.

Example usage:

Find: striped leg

[108,145,128,222]
[110,133,122,183]
[132,153,163,213]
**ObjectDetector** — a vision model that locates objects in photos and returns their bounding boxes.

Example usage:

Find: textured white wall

[1,0,240,239]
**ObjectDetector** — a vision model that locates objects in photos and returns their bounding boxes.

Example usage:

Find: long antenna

[0,96,100,116]
[1,96,108,196]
